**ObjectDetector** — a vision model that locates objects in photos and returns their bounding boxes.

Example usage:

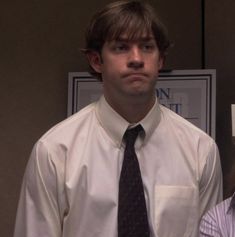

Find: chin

[126,89,151,97]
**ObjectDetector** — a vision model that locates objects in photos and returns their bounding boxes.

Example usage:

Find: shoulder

[39,102,97,145]
[26,102,98,174]
[158,105,219,173]
[159,104,215,145]
[29,102,98,163]
[200,197,232,235]
[203,197,231,220]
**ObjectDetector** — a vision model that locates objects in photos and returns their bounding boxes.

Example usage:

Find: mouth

[123,72,148,80]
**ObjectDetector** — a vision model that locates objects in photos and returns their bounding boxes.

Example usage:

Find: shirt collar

[95,95,161,147]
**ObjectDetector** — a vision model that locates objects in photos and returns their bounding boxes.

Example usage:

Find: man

[14,1,223,236]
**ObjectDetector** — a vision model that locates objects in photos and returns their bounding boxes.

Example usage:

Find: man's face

[89,33,163,103]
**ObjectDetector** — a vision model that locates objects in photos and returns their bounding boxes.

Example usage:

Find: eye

[141,42,156,52]
[112,43,129,53]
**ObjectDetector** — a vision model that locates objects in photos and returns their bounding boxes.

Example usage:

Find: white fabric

[14,96,223,237]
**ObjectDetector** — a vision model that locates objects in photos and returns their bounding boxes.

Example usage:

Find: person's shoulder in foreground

[200,166,235,237]
[199,195,235,237]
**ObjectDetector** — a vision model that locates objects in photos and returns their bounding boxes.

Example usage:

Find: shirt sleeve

[199,210,222,237]
[14,140,66,237]
[199,140,223,218]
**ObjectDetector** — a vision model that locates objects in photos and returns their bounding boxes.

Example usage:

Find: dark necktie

[118,125,150,237]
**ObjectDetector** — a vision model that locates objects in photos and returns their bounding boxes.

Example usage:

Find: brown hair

[85,0,170,55]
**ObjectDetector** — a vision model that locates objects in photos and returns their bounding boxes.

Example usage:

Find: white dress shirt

[14,96,223,237]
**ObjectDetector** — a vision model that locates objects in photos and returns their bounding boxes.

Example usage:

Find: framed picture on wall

[68,69,216,138]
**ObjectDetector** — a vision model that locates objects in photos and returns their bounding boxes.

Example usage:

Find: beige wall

[1,0,234,236]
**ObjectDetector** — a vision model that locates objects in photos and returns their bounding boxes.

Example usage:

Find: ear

[86,51,102,73]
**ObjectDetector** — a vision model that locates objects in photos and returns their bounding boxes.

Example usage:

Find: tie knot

[124,124,143,147]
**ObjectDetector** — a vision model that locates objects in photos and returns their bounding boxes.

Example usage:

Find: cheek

[102,59,124,74]
[148,56,163,71]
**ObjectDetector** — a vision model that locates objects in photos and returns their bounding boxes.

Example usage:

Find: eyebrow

[115,36,155,42]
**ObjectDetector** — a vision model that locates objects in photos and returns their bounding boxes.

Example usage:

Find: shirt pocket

[154,185,197,237]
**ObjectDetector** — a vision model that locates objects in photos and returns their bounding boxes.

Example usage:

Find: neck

[104,93,156,123]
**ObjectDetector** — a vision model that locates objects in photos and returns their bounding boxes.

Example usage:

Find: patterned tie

[118,125,150,237]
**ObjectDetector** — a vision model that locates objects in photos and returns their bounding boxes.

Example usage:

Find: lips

[123,72,148,79]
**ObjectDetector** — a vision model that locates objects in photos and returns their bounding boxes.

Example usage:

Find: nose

[127,46,144,69]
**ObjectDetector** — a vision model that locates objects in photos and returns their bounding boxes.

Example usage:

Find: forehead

[108,32,155,43]
[105,19,154,40]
